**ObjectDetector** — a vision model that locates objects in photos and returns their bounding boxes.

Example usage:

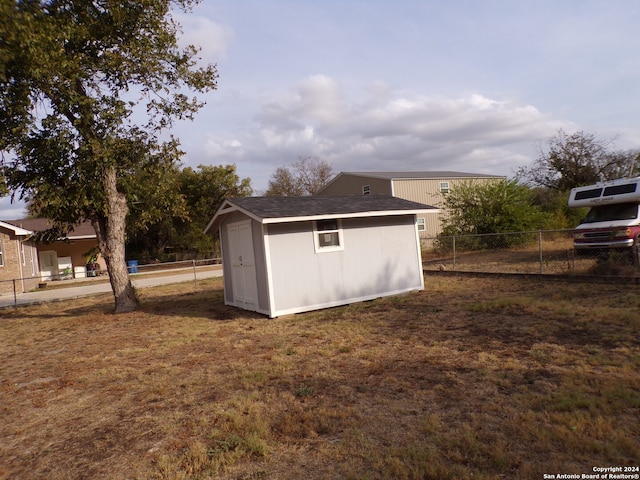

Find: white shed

[204,195,436,318]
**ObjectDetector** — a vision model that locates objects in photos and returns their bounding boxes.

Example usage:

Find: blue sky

[3,0,640,217]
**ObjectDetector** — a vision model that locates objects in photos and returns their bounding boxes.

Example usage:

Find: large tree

[265,156,333,196]
[0,0,217,312]
[517,130,640,191]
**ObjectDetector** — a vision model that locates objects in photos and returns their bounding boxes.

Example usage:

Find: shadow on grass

[137,287,266,322]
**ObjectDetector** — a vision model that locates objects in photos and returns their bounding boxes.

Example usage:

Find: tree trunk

[92,165,138,313]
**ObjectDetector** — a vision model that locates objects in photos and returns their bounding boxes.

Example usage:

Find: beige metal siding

[393,177,503,236]
[392,178,500,207]
[416,211,442,238]
[318,175,392,196]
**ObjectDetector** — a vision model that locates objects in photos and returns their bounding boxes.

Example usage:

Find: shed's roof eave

[261,208,440,224]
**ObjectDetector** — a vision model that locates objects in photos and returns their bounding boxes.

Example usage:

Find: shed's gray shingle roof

[229,195,435,219]
[205,195,436,233]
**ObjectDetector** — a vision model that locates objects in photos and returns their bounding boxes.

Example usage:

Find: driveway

[0,269,223,309]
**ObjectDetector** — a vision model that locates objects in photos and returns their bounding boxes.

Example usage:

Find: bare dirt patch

[1,276,638,479]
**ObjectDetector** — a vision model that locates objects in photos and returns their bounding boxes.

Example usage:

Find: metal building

[317,171,505,237]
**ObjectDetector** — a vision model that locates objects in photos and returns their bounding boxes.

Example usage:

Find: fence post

[452,236,456,271]
[13,279,17,306]
[538,230,543,274]
[192,259,197,288]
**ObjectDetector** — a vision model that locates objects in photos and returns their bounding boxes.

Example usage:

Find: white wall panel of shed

[265,215,423,316]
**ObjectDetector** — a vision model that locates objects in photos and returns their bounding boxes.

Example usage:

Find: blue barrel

[127,260,138,274]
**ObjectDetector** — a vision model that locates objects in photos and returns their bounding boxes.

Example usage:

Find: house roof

[0,220,32,237]
[205,195,437,234]
[337,171,504,180]
[316,171,505,194]
[2,218,96,240]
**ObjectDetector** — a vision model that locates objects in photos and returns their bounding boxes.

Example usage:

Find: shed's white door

[228,220,258,309]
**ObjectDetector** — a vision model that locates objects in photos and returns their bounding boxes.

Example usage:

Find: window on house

[0,239,4,267]
[362,185,371,195]
[417,218,426,231]
[439,182,450,194]
[314,219,344,253]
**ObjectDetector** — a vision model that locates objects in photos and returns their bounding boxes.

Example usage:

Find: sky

[3,0,640,218]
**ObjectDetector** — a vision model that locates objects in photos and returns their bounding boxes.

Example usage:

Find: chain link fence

[421,229,640,276]
[0,258,222,300]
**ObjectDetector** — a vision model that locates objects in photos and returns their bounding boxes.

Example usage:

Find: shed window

[439,182,450,194]
[314,219,344,253]
[417,218,426,231]
[362,185,371,195]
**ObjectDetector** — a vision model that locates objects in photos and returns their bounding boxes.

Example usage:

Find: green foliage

[125,164,252,261]
[179,164,253,230]
[0,175,8,197]
[1,0,216,221]
[530,187,587,229]
[440,179,549,249]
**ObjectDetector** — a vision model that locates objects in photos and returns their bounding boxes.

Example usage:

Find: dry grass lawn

[0,275,638,479]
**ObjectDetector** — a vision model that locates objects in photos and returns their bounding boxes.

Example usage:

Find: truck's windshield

[581,202,639,224]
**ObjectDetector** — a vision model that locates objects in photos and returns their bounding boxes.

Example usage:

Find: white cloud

[175,14,234,62]
[0,197,28,220]
[179,1,640,191]
[201,76,572,186]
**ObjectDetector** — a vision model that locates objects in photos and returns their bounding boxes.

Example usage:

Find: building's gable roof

[317,171,505,194]
[205,195,437,234]
[0,220,32,237]
[339,171,505,180]
[2,219,96,240]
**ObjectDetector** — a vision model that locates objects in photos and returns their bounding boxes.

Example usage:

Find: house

[204,195,436,318]
[316,171,506,237]
[0,221,40,295]
[3,219,105,281]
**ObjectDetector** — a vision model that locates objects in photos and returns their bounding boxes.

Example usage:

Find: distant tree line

[123,156,332,262]
[124,164,252,263]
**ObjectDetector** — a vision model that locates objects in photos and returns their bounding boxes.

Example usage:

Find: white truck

[568,176,640,264]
